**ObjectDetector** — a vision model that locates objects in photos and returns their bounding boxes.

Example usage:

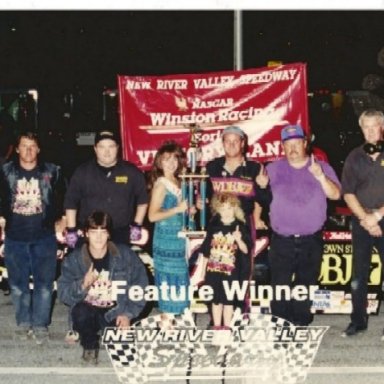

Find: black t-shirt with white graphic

[7,167,50,241]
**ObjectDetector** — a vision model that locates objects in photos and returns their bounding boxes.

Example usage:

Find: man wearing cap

[64,130,148,247]
[265,124,341,326]
[205,125,271,279]
[341,109,384,337]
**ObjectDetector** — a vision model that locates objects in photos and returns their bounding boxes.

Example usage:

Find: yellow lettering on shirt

[115,176,128,183]
[211,178,254,197]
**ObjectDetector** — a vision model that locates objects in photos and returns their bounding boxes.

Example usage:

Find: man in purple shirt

[266,124,341,325]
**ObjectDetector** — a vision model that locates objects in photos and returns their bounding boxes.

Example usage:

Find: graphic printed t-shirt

[85,252,116,308]
[7,167,48,241]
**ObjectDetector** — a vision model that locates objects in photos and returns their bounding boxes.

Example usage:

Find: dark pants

[268,231,323,326]
[72,302,114,349]
[350,217,384,327]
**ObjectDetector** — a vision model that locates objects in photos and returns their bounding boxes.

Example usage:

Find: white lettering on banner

[239,69,298,84]
[193,75,236,89]
[137,150,157,166]
[200,144,224,163]
[195,130,221,143]
[125,80,152,90]
[217,107,273,121]
[119,64,308,171]
[136,140,282,167]
[249,141,282,157]
[149,112,216,126]
[149,107,275,126]
[156,79,188,90]
[192,98,234,109]
[126,70,297,92]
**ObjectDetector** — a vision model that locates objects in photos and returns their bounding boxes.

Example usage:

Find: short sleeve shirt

[341,146,384,210]
[267,158,340,236]
[6,167,52,240]
[64,159,148,228]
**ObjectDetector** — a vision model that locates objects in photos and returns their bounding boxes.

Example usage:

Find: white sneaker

[33,328,49,345]
[65,330,80,345]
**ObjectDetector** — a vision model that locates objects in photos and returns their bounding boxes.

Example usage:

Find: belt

[273,230,322,239]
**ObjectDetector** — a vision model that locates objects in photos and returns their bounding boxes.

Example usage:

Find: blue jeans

[4,235,57,328]
[350,217,384,327]
[268,231,323,326]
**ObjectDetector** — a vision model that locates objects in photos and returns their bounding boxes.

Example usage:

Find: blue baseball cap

[281,125,305,142]
[221,125,245,138]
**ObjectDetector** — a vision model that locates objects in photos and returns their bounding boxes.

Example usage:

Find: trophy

[179,124,209,313]
[179,124,208,236]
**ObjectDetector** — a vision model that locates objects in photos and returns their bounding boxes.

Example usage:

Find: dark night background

[1,10,384,175]
[1,11,383,89]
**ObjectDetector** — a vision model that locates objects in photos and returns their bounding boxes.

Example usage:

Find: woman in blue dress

[148,141,191,319]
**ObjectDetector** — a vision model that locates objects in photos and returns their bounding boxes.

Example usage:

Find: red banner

[118,63,308,170]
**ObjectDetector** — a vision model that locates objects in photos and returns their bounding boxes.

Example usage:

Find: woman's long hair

[147,140,187,192]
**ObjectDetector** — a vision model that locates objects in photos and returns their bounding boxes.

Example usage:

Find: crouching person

[57,211,148,364]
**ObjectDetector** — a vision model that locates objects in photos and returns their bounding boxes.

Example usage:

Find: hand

[130,227,149,246]
[368,224,383,237]
[255,164,269,188]
[308,154,324,180]
[361,213,380,228]
[175,199,188,214]
[360,214,383,237]
[255,218,268,230]
[56,247,66,260]
[116,315,130,329]
[232,225,242,243]
[55,217,67,235]
[82,263,98,290]
[189,205,197,216]
[65,228,79,248]
[196,196,208,210]
[129,223,142,242]
[0,243,4,258]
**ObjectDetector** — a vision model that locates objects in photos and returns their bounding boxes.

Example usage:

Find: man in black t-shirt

[0,131,65,344]
[64,130,149,247]
[341,109,384,338]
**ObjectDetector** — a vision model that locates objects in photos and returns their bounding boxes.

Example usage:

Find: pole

[234,10,243,71]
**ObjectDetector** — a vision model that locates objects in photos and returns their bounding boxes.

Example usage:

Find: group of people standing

[1,108,384,364]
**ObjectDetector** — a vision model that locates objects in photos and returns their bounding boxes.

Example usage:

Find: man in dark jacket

[57,211,148,364]
[0,131,65,344]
